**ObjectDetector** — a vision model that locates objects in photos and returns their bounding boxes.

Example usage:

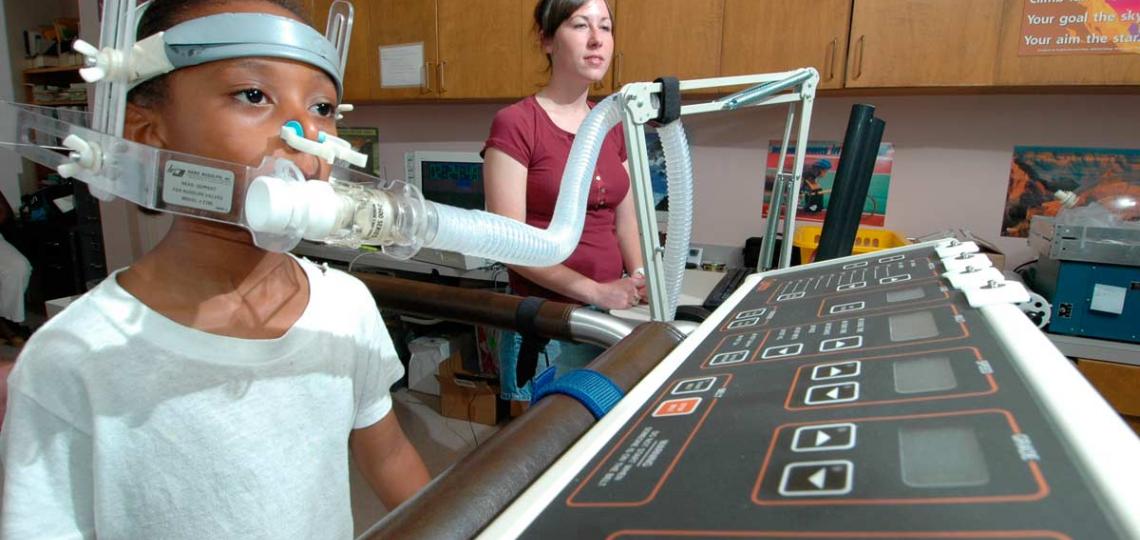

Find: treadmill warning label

[569,375,729,506]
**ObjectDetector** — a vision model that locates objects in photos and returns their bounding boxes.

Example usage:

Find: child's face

[132,1,338,181]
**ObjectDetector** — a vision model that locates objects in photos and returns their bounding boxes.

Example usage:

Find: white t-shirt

[0,257,403,539]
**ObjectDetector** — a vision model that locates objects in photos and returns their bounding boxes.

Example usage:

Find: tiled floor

[350,389,502,536]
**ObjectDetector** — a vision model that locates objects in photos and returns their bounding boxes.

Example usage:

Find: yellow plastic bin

[793,225,909,263]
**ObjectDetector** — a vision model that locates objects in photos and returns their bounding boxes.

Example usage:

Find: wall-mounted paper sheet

[380,43,424,88]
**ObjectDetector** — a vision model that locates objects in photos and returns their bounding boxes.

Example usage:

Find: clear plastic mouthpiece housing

[246,167,432,260]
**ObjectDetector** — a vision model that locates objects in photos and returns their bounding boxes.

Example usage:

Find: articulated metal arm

[615,69,820,321]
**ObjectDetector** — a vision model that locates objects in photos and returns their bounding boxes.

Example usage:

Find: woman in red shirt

[483,0,645,404]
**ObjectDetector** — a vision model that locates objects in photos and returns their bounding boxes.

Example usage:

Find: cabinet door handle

[614,52,623,88]
[421,62,433,94]
[438,61,446,94]
[825,38,837,81]
[854,35,865,80]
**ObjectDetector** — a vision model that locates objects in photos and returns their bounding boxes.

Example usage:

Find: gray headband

[137,12,344,98]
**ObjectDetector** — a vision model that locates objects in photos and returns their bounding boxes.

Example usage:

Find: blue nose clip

[283,120,326,142]
[279,120,368,167]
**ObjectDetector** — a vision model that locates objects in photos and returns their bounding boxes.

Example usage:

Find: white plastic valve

[245,176,344,239]
[57,134,103,179]
[73,39,128,83]
[280,123,367,168]
[335,103,353,121]
[319,133,368,168]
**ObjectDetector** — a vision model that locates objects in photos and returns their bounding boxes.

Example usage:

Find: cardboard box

[408,337,450,396]
[438,353,505,426]
[1076,358,1140,417]
[45,294,82,319]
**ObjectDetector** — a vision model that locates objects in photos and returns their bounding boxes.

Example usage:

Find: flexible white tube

[425,95,623,266]
[658,120,694,319]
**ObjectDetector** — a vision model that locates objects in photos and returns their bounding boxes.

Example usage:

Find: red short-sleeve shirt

[483,96,629,304]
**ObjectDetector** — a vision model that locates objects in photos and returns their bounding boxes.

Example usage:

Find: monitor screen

[420,160,485,210]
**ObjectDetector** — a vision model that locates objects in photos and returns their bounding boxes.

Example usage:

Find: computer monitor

[404,151,492,270]
[404,151,485,210]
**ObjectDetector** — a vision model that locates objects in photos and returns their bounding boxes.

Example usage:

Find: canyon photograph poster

[1002,146,1140,238]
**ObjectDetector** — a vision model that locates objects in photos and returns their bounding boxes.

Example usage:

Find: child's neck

[118,218,310,339]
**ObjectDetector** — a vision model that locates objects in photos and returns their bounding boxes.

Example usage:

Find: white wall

[347,93,1139,269]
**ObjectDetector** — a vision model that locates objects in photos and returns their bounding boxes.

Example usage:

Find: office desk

[610,268,725,322]
[1047,333,1140,367]
[295,241,728,312]
[291,241,502,282]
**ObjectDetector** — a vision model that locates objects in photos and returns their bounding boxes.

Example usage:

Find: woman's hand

[591,274,646,310]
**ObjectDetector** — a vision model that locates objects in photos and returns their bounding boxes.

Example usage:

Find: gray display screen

[899,425,990,488]
[893,356,958,394]
[889,310,940,342]
[886,287,926,303]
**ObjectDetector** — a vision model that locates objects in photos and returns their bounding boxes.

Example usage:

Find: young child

[0,1,429,537]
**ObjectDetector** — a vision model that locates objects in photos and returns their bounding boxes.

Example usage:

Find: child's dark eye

[313,102,335,117]
[236,89,266,104]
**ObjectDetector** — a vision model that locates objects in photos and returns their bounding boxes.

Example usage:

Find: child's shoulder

[8,277,129,414]
[19,276,133,362]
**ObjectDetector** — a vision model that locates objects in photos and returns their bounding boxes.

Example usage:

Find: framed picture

[1002,146,1140,238]
[763,140,894,227]
[337,126,381,176]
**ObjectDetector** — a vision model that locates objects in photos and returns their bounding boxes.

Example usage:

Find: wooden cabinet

[519,4,549,97]
[325,0,530,101]
[613,0,723,89]
[316,0,1140,101]
[436,0,528,99]
[721,0,851,90]
[369,0,439,101]
[845,0,1005,88]
[308,0,438,101]
[994,0,1140,85]
[305,0,384,102]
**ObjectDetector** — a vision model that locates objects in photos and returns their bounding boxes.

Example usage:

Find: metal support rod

[568,309,640,348]
[720,69,815,111]
[779,85,816,269]
[759,104,797,272]
[621,102,668,322]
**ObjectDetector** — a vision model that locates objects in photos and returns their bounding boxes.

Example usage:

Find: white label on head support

[162,159,235,213]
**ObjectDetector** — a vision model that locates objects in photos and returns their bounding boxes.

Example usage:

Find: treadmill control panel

[506,243,1134,539]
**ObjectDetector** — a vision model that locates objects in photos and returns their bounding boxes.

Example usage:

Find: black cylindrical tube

[815,104,875,262]
[833,117,886,258]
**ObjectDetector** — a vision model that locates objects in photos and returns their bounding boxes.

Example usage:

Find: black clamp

[654,76,681,125]
[514,297,550,387]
